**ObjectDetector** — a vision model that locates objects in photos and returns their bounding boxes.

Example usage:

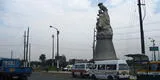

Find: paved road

[28,72,91,80]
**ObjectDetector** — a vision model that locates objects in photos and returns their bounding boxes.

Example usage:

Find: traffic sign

[149,46,159,51]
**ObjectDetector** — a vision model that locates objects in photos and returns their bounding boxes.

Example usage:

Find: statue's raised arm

[97,3,110,30]
[98,3,108,12]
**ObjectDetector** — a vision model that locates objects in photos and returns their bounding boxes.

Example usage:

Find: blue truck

[0,58,32,80]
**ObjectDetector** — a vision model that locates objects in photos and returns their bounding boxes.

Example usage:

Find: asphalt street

[28,72,91,80]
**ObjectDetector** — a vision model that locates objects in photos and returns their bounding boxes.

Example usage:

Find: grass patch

[48,66,57,71]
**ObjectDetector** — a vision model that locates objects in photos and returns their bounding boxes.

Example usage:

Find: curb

[43,71,71,74]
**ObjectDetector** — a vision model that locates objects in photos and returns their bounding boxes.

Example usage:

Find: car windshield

[75,64,85,69]
[2,60,19,67]
[86,64,92,69]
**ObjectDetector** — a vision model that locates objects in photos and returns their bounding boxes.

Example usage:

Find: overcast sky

[0,0,160,61]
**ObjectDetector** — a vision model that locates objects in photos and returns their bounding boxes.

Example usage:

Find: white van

[71,63,92,77]
[89,60,130,80]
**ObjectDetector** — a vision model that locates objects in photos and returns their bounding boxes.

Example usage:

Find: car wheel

[19,76,28,80]
[91,75,97,80]
[107,76,113,80]
[72,72,76,78]
[80,73,85,78]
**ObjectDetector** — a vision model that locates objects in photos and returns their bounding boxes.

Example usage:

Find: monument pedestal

[94,39,117,60]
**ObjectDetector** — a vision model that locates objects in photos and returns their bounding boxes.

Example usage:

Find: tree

[46,59,55,66]
[39,54,46,66]
[60,55,67,68]
[69,59,76,65]
[39,54,46,62]
[55,54,67,68]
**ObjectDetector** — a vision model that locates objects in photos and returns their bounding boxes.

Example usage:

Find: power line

[24,43,91,51]
[113,21,160,30]
[114,36,160,41]
[114,28,160,35]
[0,44,22,46]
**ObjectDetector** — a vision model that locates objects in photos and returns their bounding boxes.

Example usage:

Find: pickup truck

[0,58,32,80]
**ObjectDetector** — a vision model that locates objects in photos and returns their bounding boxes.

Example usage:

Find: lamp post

[50,26,60,71]
[149,37,156,61]
[52,34,54,66]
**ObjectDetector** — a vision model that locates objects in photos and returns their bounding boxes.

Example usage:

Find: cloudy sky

[0,0,160,61]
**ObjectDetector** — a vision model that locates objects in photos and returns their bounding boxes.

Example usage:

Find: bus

[137,61,160,80]
[71,63,92,77]
[89,60,130,80]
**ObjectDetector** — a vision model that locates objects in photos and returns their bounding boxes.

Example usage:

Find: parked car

[71,63,92,77]
[62,65,73,71]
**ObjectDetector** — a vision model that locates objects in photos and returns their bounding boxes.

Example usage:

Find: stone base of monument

[93,39,117,60]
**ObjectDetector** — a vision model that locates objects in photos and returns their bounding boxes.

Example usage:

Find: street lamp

[148,37,156,61]
[50,26,60,71]
[52,34,54,66]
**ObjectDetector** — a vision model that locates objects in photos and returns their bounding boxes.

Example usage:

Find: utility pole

[158,48,160,61]
[49,26,60,71]
[24,31,26,67]
[26,27,29,67]
[52,34,54,66]
[11,50,13,59]
[29,43,31,67]
[93,28,96,59]
[138,0,145,54]
[57,30,60,71]
[151,40,156,61]
[149,37,156,61]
